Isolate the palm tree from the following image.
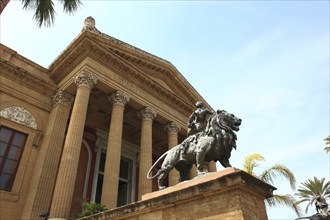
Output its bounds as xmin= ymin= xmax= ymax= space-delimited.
xmin=295 ymin=177 xmax=330 ymax=214
xmin=242 ymin=153 xmax=302 ymax=217
xmin=324 ymin=136 xmax=330 ymax=154
xmin=21 ymin=0 xmax=82 ymax=27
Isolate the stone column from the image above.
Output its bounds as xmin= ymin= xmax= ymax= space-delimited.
xmin=21 ymin=90 xmax=73 ymax=220
xmin=138 ymin=107 xmax=156 ymax=200
xmin=164 ymin=122 xmax=181 ymax=187
xmin=101 ymin=91 xmax=130 ymax=209
xmin=50 ymin=72 xmax=97 ymax=219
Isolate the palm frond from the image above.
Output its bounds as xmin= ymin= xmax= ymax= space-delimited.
xmin=242 ymin=153 xmax=264 ymax=176
xmin=295 ymin=177 xmax=330 ymax=213
xmin=325 ymin=147 xmax=330 ymax=154
xmin=324 ymin=136 xmax=330 ymax=154
xmin=324 ymin=136 xmax=330 ymax=145
xmin=21 ymin=0 xmax=82 ymax=27
xmin=60 ymin=0 xmax=82 ymax=14
xmin=266 ymin=194 xmax=302 ymax=217
xmin=22 ymin=0 xmax=55 ymax=27
xmin=259 ymin=164 xmax=296 ymax=190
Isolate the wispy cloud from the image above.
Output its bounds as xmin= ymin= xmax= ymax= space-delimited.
xmin=233 ymin=24 xmax=285 ymax=65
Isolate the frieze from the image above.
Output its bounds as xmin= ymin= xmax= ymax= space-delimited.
xmin=85 ymin=43 xmax=193 ymax=114
xmin=53 ymin=90 xmax=74 ymax=107
xmin=112 ymin=74 xmax=188 ymax=125
xmin=49 ymin=42 xmax=90 ymax=82
xmin=0 ymin=106 xmax=37 ymax=129
xmin=106 ymin=47 xmax=194 ymax=113
xmin=138 ymin=107 xmax=157 ymax=121
xmin=0 ymin=60 xmax=57 ymax=96
xmin=107 ymin=47 xmax=197 ymax=105
xmin=49 ymin=36 xmax=193 ymax=115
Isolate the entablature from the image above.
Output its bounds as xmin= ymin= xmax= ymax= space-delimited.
xmin=0 ymin=58 xmax=57 ymax=97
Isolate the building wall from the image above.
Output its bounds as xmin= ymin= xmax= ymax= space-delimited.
xmin=0 ymin=81 xmax=52 ymax=219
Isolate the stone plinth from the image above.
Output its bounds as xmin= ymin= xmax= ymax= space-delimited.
xmin=79 ymin=168 xmax=276 ymax=220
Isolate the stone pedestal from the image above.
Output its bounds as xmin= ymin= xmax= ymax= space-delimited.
xmin=78 ymin=168 xmax=276 ymax=220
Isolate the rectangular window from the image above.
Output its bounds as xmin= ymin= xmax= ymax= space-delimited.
xmin=94 ymin=152 xmax=133 ymax=206
xmin=117 ymin=157 xmax=132 ymax=207
xmin=0 ymin=126 xmax=27 ymax=191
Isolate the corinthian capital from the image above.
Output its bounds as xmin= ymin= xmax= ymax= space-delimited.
xmin=138 ymin=107 xmax=157 ymax=121
xmin=74 ymin=71 xmax=98 ymax=89
xmin=164 ymin=122 xmax=181 ymax=134
xmin=109 ymin=91 xmax=130 ymax=107
xmin=53 ymin=90 xmax=74 ymax=107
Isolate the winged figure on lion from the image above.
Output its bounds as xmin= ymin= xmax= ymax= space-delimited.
xmin=147 ymin=103 xmax=242 ymax=190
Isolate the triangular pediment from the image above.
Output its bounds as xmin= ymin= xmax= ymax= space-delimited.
xmin=147 ymin=75 xmax=174 ymax=93
xmin=48 ymin=27 xmax=211 ymax=114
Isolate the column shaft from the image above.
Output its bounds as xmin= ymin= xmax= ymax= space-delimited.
xmin=138 ymin=108 xmax=156 ymax=200
xmin=165 ymin=122 xmax=181 ymax=187
xmin=50 ymin=72 xmax=97 ymax=219
xmin=22 ymin=91 xmax=73 ymax=219
xmin=101 ymin=91 xmax=129 ymax=209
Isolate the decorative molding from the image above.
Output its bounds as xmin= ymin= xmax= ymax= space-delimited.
xmin=0 ymin=59 xmax=57 ymax=96
xmin=0 ymin=84 xmax=52 ymax=112
xmin=109 ymin=91 xmax=130 ymax=107
xmin=47 ymin=32 xmax=195 ymax=115
xmin=82 ymin=16 xmax=101 ymax=34
xmin=53 ymin=90 xmax=74 ymax=107
xmin=138 ymin=107 xmax=157 ymax=121
xmin=100 ymin=45 xmax=195 ymax=114
xmin=74 ymin=71 xmax=98 ymax=89
xmin=32 ymin=130 xmax=43 ymax=148
xmin=164 ymin=122 xmax=181 ymax=134
xmin=95 ymin=128 xmax=109 ymax=150
xmin=0 ymin=106 xmax=37 ymax=129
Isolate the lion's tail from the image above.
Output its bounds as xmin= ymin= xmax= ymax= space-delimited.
xmin=147 ymin=151 xmax=169 ymax=180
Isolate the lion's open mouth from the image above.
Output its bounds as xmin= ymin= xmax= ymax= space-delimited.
xmin=233 ymin=120 xmax=241 ymax=131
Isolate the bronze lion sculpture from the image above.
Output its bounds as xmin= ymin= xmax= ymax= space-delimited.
xmin=147 ymin=109 xmax=242 ymax=190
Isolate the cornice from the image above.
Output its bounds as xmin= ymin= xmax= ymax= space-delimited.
xmin=48 ymin=29 xmax=212 ymax=114
xmin=89 ymin=32 xmax=211 ymax=111
xmin=48 ymin=35 xmax=89 ymax=82
xmin=0 ymin=58 xmax=57 ymax=96
xmin=87 ymin=41 xmax=195 ymax=115
xmin=87 ymin=32 xmax=211 ymax=109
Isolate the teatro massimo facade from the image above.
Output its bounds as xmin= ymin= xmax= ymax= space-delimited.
xmin=0 ymin=17 xmax=217 ymax=219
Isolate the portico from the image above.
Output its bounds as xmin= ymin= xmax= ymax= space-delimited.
xmin=41 ymin=17 xmax=215 ymax=218
xmin=0 ymin=17 xmax=216 ymax=220
xmin=46 ymin=64 xmax=193 ymax=218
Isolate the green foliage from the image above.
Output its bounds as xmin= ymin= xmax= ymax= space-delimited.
xmin=242 ymin=153 xmax=301 ymax=217
xmin=266 ymin=194 xmax=302 ymax=215
xmin=295 ymin=177 xmax=330 ymax=214
xmin=78 ymin=201 xmax=108 ymax=218
xmin=21 ymin=0 xmax=82 ymax=27
xmin=324 ymin=136 xmax=330 ymax=154
xmin=259 ymin=164 xmax=296 ymax=190
xmin=242 ymin=153 xmax=265 ymax=176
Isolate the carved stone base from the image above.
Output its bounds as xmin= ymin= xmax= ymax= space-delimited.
xmin=78 ymin=168 xmax=276 ymax=220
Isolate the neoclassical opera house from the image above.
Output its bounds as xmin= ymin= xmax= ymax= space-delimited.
xmin=0 ymin=17 xmax=217 ymax=219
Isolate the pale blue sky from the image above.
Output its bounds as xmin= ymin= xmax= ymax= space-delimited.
xmin=1 ymin=1 xmax=329 ymax=219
